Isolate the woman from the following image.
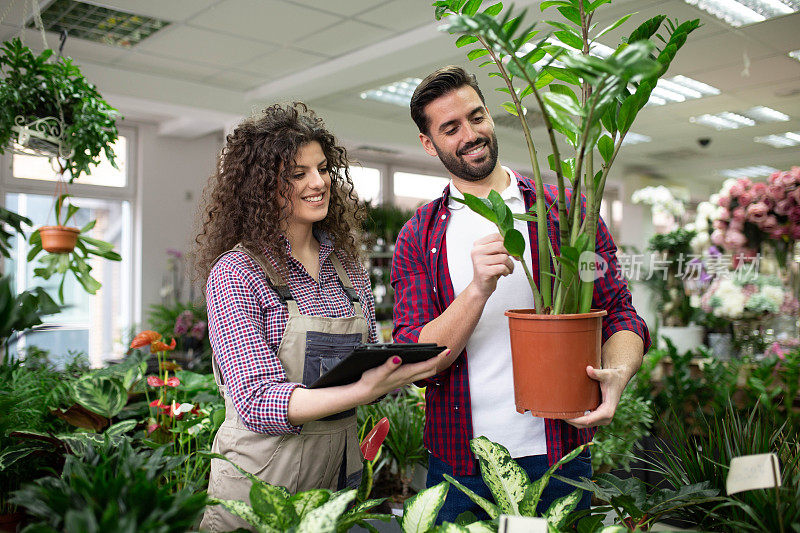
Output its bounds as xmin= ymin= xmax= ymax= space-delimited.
xmin=194 ymin=103 xmax=453 ymax=531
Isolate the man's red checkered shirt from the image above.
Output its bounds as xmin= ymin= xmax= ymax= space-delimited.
xmin=391 ymin=171 xmax=651 ymax=476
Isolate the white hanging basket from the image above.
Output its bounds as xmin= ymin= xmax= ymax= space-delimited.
xmin=10 ymin=115 xmax=74 ymax=160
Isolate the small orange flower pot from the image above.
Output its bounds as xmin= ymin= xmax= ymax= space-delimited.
xmin=39 ymin=225 xmax=80 ymax=253
xmin=505 ymin=308 xmax=607 ymax=419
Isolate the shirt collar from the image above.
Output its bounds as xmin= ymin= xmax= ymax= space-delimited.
xmin=447 ymin=166 xmax=523 ymax=210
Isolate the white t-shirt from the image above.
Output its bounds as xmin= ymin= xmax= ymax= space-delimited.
xmin=445 ymin=167 xmax=547 ymax=458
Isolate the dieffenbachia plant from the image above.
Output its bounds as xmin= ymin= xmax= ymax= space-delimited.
xmin=434 ymin=0 xmax=700 ymax=315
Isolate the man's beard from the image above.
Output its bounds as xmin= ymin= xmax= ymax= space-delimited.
xmin=432 ymin=132 xmax=499 ymax=182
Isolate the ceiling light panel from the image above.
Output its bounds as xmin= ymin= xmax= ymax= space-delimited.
xmin=683 ymin=0 xmax=800 ymax=27
xmin=32 ymin=0 xmax=169 ymax=48
xmin=646 ymin=75 xmax=721 ymax=106
xmin=789 ymin=49 xmax=800 ymax=61
xmin=719 ymin=165 xmax=779 ymax=178
xmin=691 ymin=112 xmax=756 ymax=129
xmin=621 ymin=132 xmax=652 ymax=145
xmin=754 ymin=131 xmax=800 ymax=147
xmin=741 ymin=106 xmax=790 ymax=122
xmin=361 ymin=78 xmax=422 ymax=107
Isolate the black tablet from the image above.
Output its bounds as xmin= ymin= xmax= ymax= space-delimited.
xmin=308 ymin=343 xmax=446 ymax=389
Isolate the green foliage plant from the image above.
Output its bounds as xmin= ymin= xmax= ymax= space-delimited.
xmin=0 ymin=38 xmax=119 ymax=181
xmin=442 ymin=436 xmax=589 ymax=530
xmin=591 ymin=386 xmax=653 ymax=474
xmin=0 ymin=274 xmax=60 ymax=364
xmin=359 ymin=386 xmax=427 ymax=499
xmin=203 ymin=452 xmax=391 ymax=533
xmin=642 ymin=401 xmax=800 ymax=532
xmin=11 ymin=437 xmax=207 ymax=533
xmin=433 ymin=0 xmax=699 ymax=314
xmin=645 ymin=228 xmax=700 ymax=327
xmin=27 ymin=193 xmax=122 ymax=302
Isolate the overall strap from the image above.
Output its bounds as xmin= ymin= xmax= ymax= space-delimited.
xmin=231 ymin=243 xmax=300 ymax=316
xmin=329 ymin=253 xmax=363 ymax=317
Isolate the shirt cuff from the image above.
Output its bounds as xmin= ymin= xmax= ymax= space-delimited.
xmin=602 ymin=316 xmax=651 ymax=354
xmin=270 ymin=381 xmax=305 ymax=434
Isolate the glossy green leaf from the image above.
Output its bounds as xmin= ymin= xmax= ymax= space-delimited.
xmin=401 ymin=481 xmax=449 ymax=533
xmin=557 ymin=6 xmax=580 ymax=25
xmin=470 ymin=436 xmax=529 ymax=515
xmin=251 ymin=482 xmax=298 ymax=530
xmin=467 ymin=48 xmax=490 ymax=61
xmin=597 ymin=134 xmax=614 ymax=164
xmin=291 ymin=489 xmax=331 ymax=520
xmin=461 ymin=0 xmax=482 ymax=16
xmin=543 ymin=91 xmax=583 ymax=116
xmin=487 ymin=190 xmax=511 ymax=231
xmin=553 ymin=30 xmax=583 ymax=50
xmin=595 ymin=13 xmax=633 ymax=38
xmin=453 ymin=193 xmax=497 ymax=223
xmin=455 ymin=35 xmax=479 ymax=47
xmin=296 ymin=489 xmax=356 ymax=533
xmin=482 ymin=2 xmax=503 ymax=17
xmin=443 ymin=474 xmax=499 ymax=519
xmin=544 ymin=489 xmax=583 ymax=529
xmin=71 ymin=375 xmax=127 ymax=418
xmin=501 ymin=101 xmax=520 ymax=116
xmin=503 ymin=229 xmax=526 ymax=258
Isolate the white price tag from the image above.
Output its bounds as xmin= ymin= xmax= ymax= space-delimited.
xmin=498 ymin=515 xmax=548 ymax=533
xmin=726 ymin=453 xmax=781 ymax=495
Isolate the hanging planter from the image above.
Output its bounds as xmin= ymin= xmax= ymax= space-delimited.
xmin=0 ymin=36 xmax=123 ymax=301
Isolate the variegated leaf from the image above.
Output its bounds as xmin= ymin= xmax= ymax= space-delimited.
xmin=250 ymin=482 xmax=297 ymax=530
xmin=443 ymin=474 xmax=499 ymax=519
xmin=544 ymin=489 xmax=582 ymax=529
xmin=402 ymin=481 xmax=450 ymax=533
xmin=464 ymin=521 xmax=496 ymax=532
xmin=521 ymin=443 xmax=590 ymax=514
xmin=210 ymin=498 xmax=278 ymax=533
xmin=470 ymin=436 xmax=530 ymax=515
xmin=295 ymin=489 xmax=356 ymax=533
xmin=290 ymin=489 xmax=331 ymax=520
xmin=436 ymin=523 xmax=470 ymax=532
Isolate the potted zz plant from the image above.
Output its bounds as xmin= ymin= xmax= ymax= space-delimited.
xmin=434 ymin=0 xmax=699 ymax=417
xmin=0 ymin=37 xmax=122 ymax=301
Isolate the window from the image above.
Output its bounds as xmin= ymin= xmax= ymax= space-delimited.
xmin=349 ymin=165 xmax=381 ymax=203
xmin=393 ymin=171 xmax=449 ymax=210
xmin=1 ymin=129 xmax=135 ymax=367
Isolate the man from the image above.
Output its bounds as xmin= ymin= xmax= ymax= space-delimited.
xmin=391 ymin=66 xmax=650 ymax=522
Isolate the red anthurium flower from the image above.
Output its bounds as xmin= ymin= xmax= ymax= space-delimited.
xmin=146 ymin=419 xmax=160 ymax=435
xmin=149 ymin=399 xmax=170 ymax=412
xmin=131 ymin=330 xmax=162 ymax=349
xmin=147 ymin=376 xmax=165 ymax=387
xmin=165 ymin=376 xmax=180 ymax=387
xmin=360 ymin=417 xmax=389 ymax=461
xmin=151 ymin=338 xmax=177 ymax=353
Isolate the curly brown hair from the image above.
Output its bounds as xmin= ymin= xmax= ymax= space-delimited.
xmin=194 ymin=102 xmax=363 ymax=284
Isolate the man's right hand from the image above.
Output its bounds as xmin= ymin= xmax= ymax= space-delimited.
xmin=468 ymin=233 xmax=514 ymax=298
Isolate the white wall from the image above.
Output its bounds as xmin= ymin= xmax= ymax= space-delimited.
xmin=134 ymin=122 xmax=223 ymax=323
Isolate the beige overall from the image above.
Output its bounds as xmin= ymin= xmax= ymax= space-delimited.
xmin=200 ymin=244 xmax=367 ymax=532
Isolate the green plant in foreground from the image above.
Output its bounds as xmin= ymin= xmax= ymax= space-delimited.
xmin=203 ymin=452 xmax=391 ymax=532
xmin=591 ymin=386 xmax=653 ymax=474
xmin=435 ymin=0 xmax=699 ymax=314
xmin=11 ymin=438 xmax=206 ymax=533
xmin=27 ymin=194 xmax=122 ymax=302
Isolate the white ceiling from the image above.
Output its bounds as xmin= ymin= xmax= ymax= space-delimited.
xmin=1 ymin=0 xmax=799 ymax=197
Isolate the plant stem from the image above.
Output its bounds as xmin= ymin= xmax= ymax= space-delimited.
xmin=479 ymin=36 xmax=546 ymax=312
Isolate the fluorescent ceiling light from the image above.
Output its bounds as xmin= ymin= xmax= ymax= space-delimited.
xmin=754 ymin=131 xmax=800 ymax=147
xmin=621 ymin=132 xmax=652 ymax=145
xmin=741 ymin=106 xmax=790 ymax=122
xmin=360 ymin=78 xmax=422 ymax=107
xmin=690 ymin=112 xmax=756 ymax=129
xmin=646 ymin=75 xmax=720 ymax=106
xmin=719 ymin=165 xmax=779 ymax=179
xmin=789 ymin=49 xmax=800 ymax=61
xmin=683 ymin=0 xmax=799 ymax=27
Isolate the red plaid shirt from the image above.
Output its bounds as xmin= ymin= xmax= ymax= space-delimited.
xmin=391 ymin=171 xmax=651 ymax=475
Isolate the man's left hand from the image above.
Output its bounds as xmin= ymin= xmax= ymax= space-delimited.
xmin=564 ymin=365 xmax=628 ymax=429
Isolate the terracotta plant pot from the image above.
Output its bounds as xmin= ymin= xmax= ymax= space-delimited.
xmin=505 ymin=308 xmax=607 ymax=419
xmin=39 ymin=225 xmax=80 ymax=253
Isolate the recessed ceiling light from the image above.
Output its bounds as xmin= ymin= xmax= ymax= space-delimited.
xmin=754 ymin=131 xmax=800 ymax=147
xmin=646 ymin=75 xmax=721 ymax=106
xmin=719 ymin=165 xmax=779 ymax=179
xmin=789 ymin=49 xmax=800 ymax=61
xmin=31 ymin=0 xmax=170 ymax=48
xmin=740 ymin=106 xmax=790 ymax=122
xmin=683 ymin=0 xmax=799 ymax=27
xmin=691 ymin=112 xmax=756 ymax=129
xmin=621 ymin=132 xmax=652 ymax=145
xmin=360 ymin=78 xmax=422 ymax=107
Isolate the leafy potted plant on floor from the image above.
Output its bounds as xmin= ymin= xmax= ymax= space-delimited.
xmin=0 ymin=37 xmax=122 ymax=301
xmin=434 ymin=0 xmax=699 ymax=417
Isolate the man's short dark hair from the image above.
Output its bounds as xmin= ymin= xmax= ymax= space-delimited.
xmin=410 ymin=66 xmax=486 ymax=135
